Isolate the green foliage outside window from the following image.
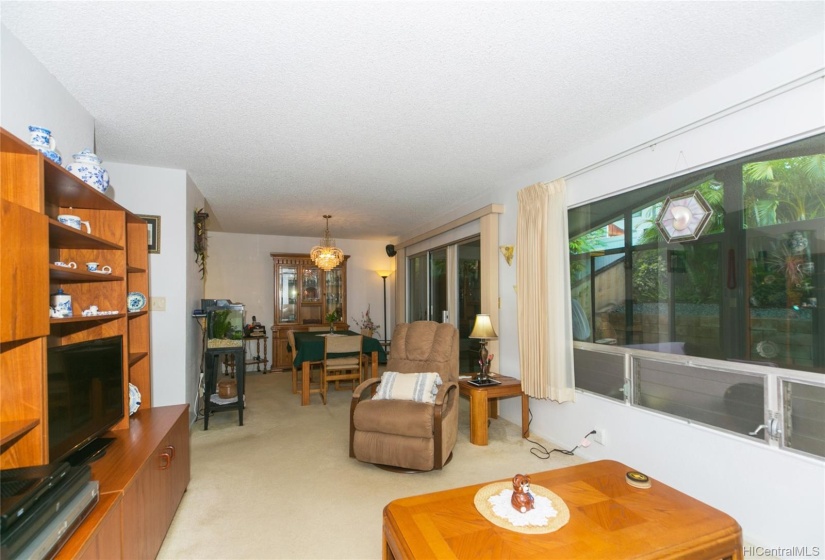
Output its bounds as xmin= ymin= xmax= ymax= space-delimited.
xmin=743 ymin=154 xmax=825 ymax=227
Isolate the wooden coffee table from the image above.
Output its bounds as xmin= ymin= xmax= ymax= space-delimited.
xmin=382 ymin=460 xmax=742 ymax=559
xmin=458 ymin=375 xmax=529 ymax=445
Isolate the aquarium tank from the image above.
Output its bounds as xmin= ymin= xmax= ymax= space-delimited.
xmin=206 ymin=303 xmax=245 ymax=348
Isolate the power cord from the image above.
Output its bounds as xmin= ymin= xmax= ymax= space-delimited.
xmin=525 ymin=408 xmax=597 ymax=460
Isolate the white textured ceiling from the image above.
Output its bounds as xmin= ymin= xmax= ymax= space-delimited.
xmin=2 ymin=1 xmax=823 ymax=240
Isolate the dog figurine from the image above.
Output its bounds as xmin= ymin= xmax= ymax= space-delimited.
xmin=511 ymin=474 xmax=535 ymax=513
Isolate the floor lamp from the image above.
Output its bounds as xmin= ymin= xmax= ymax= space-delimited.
xmin=376 ymin=271 xmax=392 ymax=348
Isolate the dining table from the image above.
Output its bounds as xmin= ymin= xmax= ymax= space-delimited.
xmin=292 ymin=330 xmax=387 ymax=405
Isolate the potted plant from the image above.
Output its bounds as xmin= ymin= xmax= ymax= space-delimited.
xmin=325 ymin=311 xmax=339 ymax=333
xmin=352 ymin=305 xmax=380 ymax=338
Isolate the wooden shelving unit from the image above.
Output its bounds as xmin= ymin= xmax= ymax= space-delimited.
xmin=1 ymin=127 xmax=187 ymax=559
xmin=0 ymin=126 xmax=152 ymax=467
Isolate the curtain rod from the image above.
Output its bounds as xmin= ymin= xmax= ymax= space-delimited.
xmin=563 ymin=69 xmax=824 ymax=182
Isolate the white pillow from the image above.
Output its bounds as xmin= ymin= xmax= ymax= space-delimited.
xmin=372 ymin=371 xmax=442 ymax=404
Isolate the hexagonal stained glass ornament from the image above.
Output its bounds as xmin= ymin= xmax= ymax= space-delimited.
xmin=654 ymin=191 xmax=713 ymax=242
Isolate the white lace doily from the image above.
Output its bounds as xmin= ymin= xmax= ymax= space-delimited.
xmin=488 ymin=489 xmax=557 ymax=526
xmin=473 ymin=482 xmax=570 ymax=534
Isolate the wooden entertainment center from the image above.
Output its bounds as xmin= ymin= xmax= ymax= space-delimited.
xmin=0 ymin=127 xmax=190 ymax=558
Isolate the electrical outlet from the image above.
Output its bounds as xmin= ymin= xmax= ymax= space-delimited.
xmin=592 ymin=428 xmax=606 ymax=446
xmin=150 ymin=296 xmax=166 ymax=311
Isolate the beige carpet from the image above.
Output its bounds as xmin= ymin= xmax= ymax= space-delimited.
xmin=157 ymin=370 xmax=584 ymax=560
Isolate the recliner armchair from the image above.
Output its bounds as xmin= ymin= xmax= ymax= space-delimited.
xmin=349 ymin=321 xmax=459 ymax=471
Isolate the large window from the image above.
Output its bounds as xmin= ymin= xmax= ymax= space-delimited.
xmin=570 ymin=134 xmax=825 ymax=458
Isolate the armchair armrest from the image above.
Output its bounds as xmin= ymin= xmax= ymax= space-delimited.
xmin=433 ymin=381 xmax=458 ymax=469
xmin=352 ymin=377 xmax=381 ymax=401
xmin=350 ymin=377 xmax=382 ymax=458
xmin=434 ymin=381 xmax=458 ymax=407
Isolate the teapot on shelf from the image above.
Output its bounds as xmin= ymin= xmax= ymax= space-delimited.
xmin=66 ymin=148 xmax=109 ymax=194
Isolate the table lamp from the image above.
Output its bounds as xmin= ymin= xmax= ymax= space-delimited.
xmin=469 ymin=314 xmax=497 ymax=383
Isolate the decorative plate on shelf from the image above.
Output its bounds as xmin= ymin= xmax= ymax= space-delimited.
xmin=128 ymin=383 xmax=142 ymax=416
xmin=127 ymin=291 xmax=147 ymax=312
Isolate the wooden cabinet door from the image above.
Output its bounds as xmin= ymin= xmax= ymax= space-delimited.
xmin=58 ymin=493 xmax=123 ymax=560
xmin=0 ymin=200 xmax=49 ymax=342
xmin=119 ymin=406 xmax=190 ymax=559
xmin=274 ymin=330 xmax=292 ymax=369
xmin=120 ymin=442 xmax=168 ymax=559
xmin=160 ymin=407 xmax=190 ymax=525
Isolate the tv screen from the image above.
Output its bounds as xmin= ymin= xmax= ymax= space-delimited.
xmin=47 ymin=335 xmax=124 ymax=464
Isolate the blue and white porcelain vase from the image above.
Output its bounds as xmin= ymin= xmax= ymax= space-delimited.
xmin=28 ymin=125 xmax=62 ymax=165
xmin=67 ymin=148 xmax=109 ymax=194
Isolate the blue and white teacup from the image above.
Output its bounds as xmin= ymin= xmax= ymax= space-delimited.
xmin=57 ymin=214 xmax=91 ymax=234
xmin=85 ymin=262 xmax=111 ymax=273
xmin=54 ymin=261 xmax=77 ymax=268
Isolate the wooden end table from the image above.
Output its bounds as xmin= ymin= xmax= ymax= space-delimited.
xmin=243 ymin=335 xmax=269 ymax=373
xmin=458 ymin=375 xmax=529 ymax=445
xmin=383 ymin=460 xmax=743 ymax=560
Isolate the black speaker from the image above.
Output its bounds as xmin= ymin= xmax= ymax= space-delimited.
xmin=385 ymin=244 xmax=397 ymax=257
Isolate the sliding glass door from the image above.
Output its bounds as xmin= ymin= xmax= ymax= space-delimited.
xmin=408 ymin=247 xmax=451 ymax=323
xmin=430 ymin=248 xmax=448 ymax=323
xmin=457 ymin=240 xmax=481 ymax=372
xmin=407 ymin=237 xmax=482 ymax=372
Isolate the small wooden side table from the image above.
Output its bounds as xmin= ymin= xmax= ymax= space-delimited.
xmin=458 ymin=374 xmax=529 ymax=446
xmin=243 ymin=335 xmax=269 ymax=373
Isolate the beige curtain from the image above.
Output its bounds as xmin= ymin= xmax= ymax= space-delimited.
xmin=516 ymin=179 xmax=575 ymax=402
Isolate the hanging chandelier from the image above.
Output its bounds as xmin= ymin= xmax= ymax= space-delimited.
xmin=310 ymin=214 xmax=344 ymax=271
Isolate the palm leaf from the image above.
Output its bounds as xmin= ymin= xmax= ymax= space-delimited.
xmin=752 ymin=199 xmax=778 ymax=226
xmin=800 ymin=154 xmax=825 ymax=183
xmin=744 ymin=161 xmax=775 ymax=182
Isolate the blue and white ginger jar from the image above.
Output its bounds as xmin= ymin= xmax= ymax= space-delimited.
xmin=67 ymin=149 xmax=109 ymax=194
xmin=28 ymin=125 xmax=62 ymax=165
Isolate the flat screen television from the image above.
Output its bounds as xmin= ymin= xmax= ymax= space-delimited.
xmin=47 ymin=335 xmax=124 ymax=465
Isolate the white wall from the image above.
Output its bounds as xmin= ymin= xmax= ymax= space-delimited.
xmin=106 ymin=162 xmax=200 ymax=409
xmin=493 ymin=33 xmax=825 ymax=551
xmin=186 ymin=176 xmax=206 ymax=416
xmin=0 ymin=25 xmax=94 ymax=164
xmin=205 ymin=232 xmax=396 ymax=346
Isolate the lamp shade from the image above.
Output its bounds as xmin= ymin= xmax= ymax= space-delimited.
xmin=376 ymin=270 xmax=392 ymax=279
xmin=469 ymin=314 xmax=497 ymax=340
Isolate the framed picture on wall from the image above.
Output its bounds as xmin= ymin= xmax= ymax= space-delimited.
xmin=138 ymin=214 xmax=161 ymax=254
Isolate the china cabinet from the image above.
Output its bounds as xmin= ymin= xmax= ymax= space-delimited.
xmin=270 ymin=253 xmax=349 ymax=369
